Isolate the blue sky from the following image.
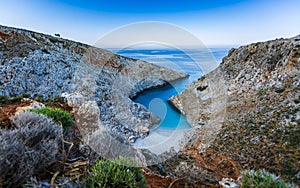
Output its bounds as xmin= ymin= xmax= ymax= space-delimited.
xmin=1 ymin=0 xmax=300 ymax=47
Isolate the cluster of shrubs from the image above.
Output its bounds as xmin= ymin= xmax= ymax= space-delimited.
xmin=0 ymin=104 xmax=147 ymax=187
xmin=0 ymin=111 xmax=62 ymax=187
xmin=240 ymin=169 xmax=294 ymax=188
xmin=1 ymin=96 xmax=297 ymax=188
xmin=29 ymin=107 xmax=74 ymax=130
xmin=0 ymin=101 xmax=295 ymax=188
xmin=87 ymin=157 xmax=146 ymax=188
xmin=0 ymin=95 xmax=23 ymax=106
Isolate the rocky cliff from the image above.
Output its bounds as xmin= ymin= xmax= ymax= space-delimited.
xmin=0 ymin=25 xmax=188 ymax=144
xmin=2 ymin=24 xmax=299 ymax=186
xmin=168 ymin=36 xmax=300 ymax=184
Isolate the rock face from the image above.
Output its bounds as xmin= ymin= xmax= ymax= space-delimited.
xmin=0 ymin=25 xmax=188 ymax=143
xmin=168 ymin=36 xmax=300 ymax=184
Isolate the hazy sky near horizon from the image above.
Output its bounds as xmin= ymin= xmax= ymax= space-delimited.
xmin=1 ymin=0 xmax=300 ymax=47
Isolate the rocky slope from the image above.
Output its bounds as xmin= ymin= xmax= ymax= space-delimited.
xmin=2 ymin=24 xmax=299 ymax=187
xmin=168 ymin=35 xmax=300 ymax=184
xmin=0 ymin=25 xmax=188 ymax=145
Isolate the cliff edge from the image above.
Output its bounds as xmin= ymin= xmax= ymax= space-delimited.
xmin=0 ymin=25 xmax=188 ymax=144
xmin=168 ymin=35 xmax=300 ymax=184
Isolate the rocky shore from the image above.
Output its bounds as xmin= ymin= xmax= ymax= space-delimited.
xmin=1 ymin=24 xmax=299 ymax=187
xmin=0 ymin=25 xmax=188 ymax=143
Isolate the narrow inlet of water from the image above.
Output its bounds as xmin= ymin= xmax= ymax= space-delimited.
xmin=112 ymin=48 xmax=230 ymax=153
xmin=133 ymin=78 xmax=190 ymax=130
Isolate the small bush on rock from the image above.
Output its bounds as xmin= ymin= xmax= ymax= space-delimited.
xmin=240 ymin=169 xmax=294 ymax=188
xmin=0 ymin=112 xmax=62 ymax=187
xmin=29 ymin=107 xmax=74 ymax=129
xmin=0 ymin=95 xmax=23 ymax=106
xmin=86 ymin=157 xmax=146 ymax=188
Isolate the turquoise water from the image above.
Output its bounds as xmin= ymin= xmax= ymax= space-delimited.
xmin=113 ymin=48 xmax=229 ymax=129
xmin=133 ymin=79 xmax=191 ymax=129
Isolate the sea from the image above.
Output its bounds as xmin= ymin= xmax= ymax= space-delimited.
xmin=110 ymin=48 xmax=230 ymax=153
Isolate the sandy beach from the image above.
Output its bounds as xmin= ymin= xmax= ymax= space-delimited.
xmin=133 ymin=127 xmax=190 ymax=154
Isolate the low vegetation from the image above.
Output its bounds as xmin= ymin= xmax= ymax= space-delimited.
xmin=29 ymin=107 xmax=74 ymax=129
xmin=86 ymin=157 xmax=146 ymax=188
xmin=0 ymin=112 xmax=62 ymax=187
xmin=0 ymin=95 xmax=23 ymax=106
xmin=1 ymin=101 xmax=147 ymax=187
xmin=240 ymin=170 xmax=294 ymax=188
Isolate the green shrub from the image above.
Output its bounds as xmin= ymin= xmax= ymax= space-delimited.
xmin=29 ymin=107 xmax=74 ymax=129
xmin=0 ymin=96 xmax=23 ymax=106
xmin=275 ymin=88 xmax=285 ymax=93
xmin=86 ymin=157 xmax=146 ymax=188
xmin=294 ymin=51 xmax=300 ymax=56
xmin=240 ymin=169 xmax=294 ymax=188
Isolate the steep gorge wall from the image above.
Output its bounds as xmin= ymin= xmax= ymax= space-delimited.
xmin=168 ymin=35 xmax=300 ymax=183
xmin=0 ymin=25 xmax=188 ymax=144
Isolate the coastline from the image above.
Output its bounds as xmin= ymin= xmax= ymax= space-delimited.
xmin=133 ymin=126 xmax=190 ymax=154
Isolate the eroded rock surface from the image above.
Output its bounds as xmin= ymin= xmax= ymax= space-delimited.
xmin=0 ymin=25 xmax=188 ymax=143
xmin=168 ymin=35 xmax=300 ymax=184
